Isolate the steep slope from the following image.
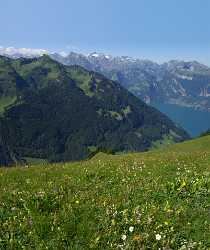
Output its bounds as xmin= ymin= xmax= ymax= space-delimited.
xmin=0 ymin=57 xmax=25 ymax=165
xmin=51 ymin=52 xmax=210 ymax=136
xmin=0 ymin=55 xmax=189 ymax=163
xmin=52 ymin=53 xmax=210 ymax=110
xmin=2 ymin=50 xmax=210 ymax=113
xmin=0 ymin=118 xmax=22 ymax=166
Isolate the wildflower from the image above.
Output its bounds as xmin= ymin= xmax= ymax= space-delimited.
xmin=155 ymin=234 xmax=161 ymax=240
xmin=121 ymin=234 xmax=127 ymax=241
xmin=28 ymin=218 xmax=33 ymax=228
xmin=26 ymin=179 xmax=30 ymax=184
xmin=133 ymin=234 xmax=143 ymax=242
xmin=37 ymin=191 xmax=45 ymax=198
xmin=111 ymin=219 xmax=115 ymax=226
xmin=117 ymin=244 xmax=124 ymax=249
xmin=129 ymin=226 xmax=134 ymax=233
xmin=148 ymin=216 xmax=152 ymax=224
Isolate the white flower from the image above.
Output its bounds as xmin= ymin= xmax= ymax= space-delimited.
xmin=129 ymin=226 xmax=134 ymax=233
xmin=121 ymin=234 xmax=127 ymax=241
xmin=155 ymin=234 xmax=161 ymax=240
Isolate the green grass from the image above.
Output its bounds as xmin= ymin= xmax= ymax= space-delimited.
xmin=151 ymin=134 xmax=175 ymax=150
xmin=24 ymin=158 xmax=49 ymax=165
xmin=1 ymin=136 xmax=210 ymax=249
xmin=0 ymin=96 xmax=17 ymax=113
xmin=109 ymin=110 xmax=123 ymax=121
xmin=67 ymin=68 xmax=94 ymax=97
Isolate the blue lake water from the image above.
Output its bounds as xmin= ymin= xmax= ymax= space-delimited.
xmin=153 ymin=103 xmax=210 ymax=137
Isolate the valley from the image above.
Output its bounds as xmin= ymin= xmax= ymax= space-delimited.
xmin=1 ymin=1 xmax=209 ymax=249
xmin=1 ymin=49 xmax=210 ymax=136
xmin=0 ymin=55 xmax=189 ymax=166
xmin=51 ymin=52 xmax=210 ymax=136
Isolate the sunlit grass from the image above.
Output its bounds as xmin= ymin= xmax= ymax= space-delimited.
xmin=0 ymin=136 xmax=210 ymax=249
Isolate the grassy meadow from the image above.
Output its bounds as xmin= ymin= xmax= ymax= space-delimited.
xmin=0 ymin=136 xmax=210 ymax=249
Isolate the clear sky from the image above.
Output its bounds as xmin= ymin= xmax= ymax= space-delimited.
xmin=1 ymin=0 xmax=210 ymax=65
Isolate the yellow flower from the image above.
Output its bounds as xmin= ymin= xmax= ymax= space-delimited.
xmin=133 ymin=235 xmax=143 ymax=242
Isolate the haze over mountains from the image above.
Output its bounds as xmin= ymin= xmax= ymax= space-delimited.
xmin=1 ymin=47 xmax=210 ymax=136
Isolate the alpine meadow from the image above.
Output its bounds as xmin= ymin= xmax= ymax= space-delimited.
xmin=1 ymin=136 xmax=210 ymax=249
xmin=0 ymin=0 xmax=210 ymax=249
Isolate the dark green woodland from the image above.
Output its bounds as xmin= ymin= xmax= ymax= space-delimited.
xmin=0 ymin=55 xmax=189 ymax=165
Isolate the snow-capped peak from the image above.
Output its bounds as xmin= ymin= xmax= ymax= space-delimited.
xmin=88 ymin=52 xmax=112 ymax=60
xmin=89 ymin=52 xmax=100 ymax=58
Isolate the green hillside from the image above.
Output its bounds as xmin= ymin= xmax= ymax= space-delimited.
xmin=0 ymin=136 xmax=210 ymax=249
xmin=0 ymin=55 xmax=189 ymax=165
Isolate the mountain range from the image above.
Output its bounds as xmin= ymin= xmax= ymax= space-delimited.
xmin=50 ymin=52 xmax=210 ymax=136
xmin=0 ymin=55 xmax=189 ymax=166
xmin=1 ymin=47 xmax=209 ymax=136
xmin=52 ymin=52 xmax=210 ymax=108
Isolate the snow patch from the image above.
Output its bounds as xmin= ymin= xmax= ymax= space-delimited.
xmin=89 ymin=53 xmax=99 ymax=58
xmin=176 ymin=74 xmax=193 ymax=80
xmin=58 ymin=51 xmax=68 ymax=57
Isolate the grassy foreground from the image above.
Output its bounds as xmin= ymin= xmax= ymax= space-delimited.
xmin=1 ymin=137 xmax=210 ymax=249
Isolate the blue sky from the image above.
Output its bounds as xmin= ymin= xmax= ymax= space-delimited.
xmin=1 ymin=0 xmax=210 ymax=65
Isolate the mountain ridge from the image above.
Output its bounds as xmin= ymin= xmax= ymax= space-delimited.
xmin=51 ymin=51 xmax=210 ymax=109
xmin=49 ymin=51 xmax=210 ymax=136
xmin=0 ymin=55 xmax=189 ymax=165
xmin=2 ymin=47 xmax=210 ymax=135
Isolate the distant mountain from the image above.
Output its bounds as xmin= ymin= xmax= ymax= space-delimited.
xmin=51 ymin=52 xmax=210 ymax=109
xmin=0 ymin=55 xmax=189 ymax=165
xmin=2 ymin=48 xmax=209 ymax=136
xmin=50 ymin=52 xmax=210 ymax=136
xmin=2 ymin=49 xmax=210 ymax=111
